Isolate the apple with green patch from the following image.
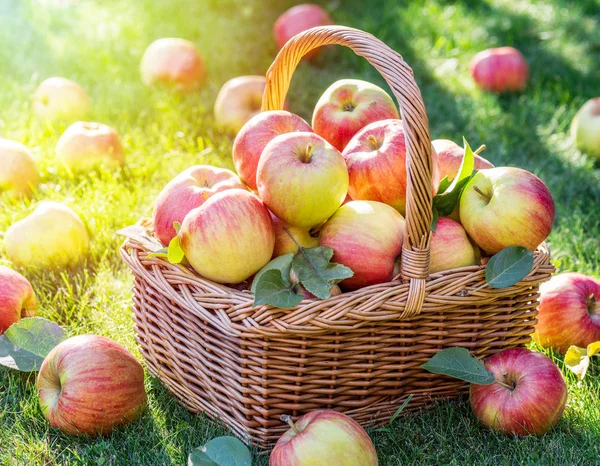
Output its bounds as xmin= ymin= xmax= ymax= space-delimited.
xmin=571 ymin=97 xmax=600 ymax=159
xmin=0 ymin=266 xmax=36 ymax=334
xmin=270 ymin=212 xmax=320 ymax=258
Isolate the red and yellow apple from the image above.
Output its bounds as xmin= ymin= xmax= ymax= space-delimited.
xmin=214 ymin=76 xmax=266 ymax=134
xmin=571 ymin=97 xmax=600 ymax=159
xmin=37 ymin=335 xmax=147 ymax=436
xmin=0 ymin=138 xmax=40 ymax=198
xmin=0 ymin=266 xmax=36 ymax=334
xmin=271 ymin=212 xmax=320 ymax=258
xmin=469 ymin=47 xmax=529 ymax=93
xmin=32 ymin=77 xmax=91 ymax=121
xmin=432 ymin=139 xmax=494 ymax=182
xmin=430 ymin=218 xmax=479 ymax=274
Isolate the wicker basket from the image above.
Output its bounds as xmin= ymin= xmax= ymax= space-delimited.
xmin=120 ymin=26 xmax=554 ymax=450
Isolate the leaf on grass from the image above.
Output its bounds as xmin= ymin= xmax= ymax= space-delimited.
xmin=253 ymin=269 xmax=303 ymax=309
xmin=485 ymin=246 xmax=534 ymax=289
xmin=117 ymin=224 xmax=163 ymax=252
xmin=188 ymin=436 xmax=252 ymax=466
xmin=168 ymin=236 xmax=185 ymax=264
xmin=564 ymin=341 xmax=600 ymax=380
xmin=291 ymin=246 xmax=353 ymax=299
xmin=389 ymin=394 xmax=413 ymax=425
xmin=251 ymin=253 xmax=294 ymax=294
xmin=421 ymin=347 xmax=495 ymax=385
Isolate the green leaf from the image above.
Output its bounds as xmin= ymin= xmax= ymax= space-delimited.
xmin=564 ymin=341 xmax=600 ymax=380
xmin=117 ymin=224 xmax=164 ymax=252
xmin=389 ymin=394 xmax=413 ymax=425
xmin=173 ymin=221 xmax=182 ymax=235
xmin=147 ymin=247 xmax=169 ymax=259
xmin=432 ymin=175 xmax=474 ymax=217
xmin=168 ymin=236 xmax=185 ymax=264
xmin=291 ymin=246 xmax=353 ymax=299
xmin=0 ymin=318 xmax=66 ymax=372
xmin=436 ymin=176 xmax=451 ymax=195
xmin=431 ymin=205 xmax=439 ymax=232
xmin=421 ymin=347 xmax=495 ymax=385
xmin=251 ymin=253 xmax=294 ymax=294
xmin=485 ymin=246 xmax=534 ymax=289
xmin=188 ymin=436 xmax=252 ymax=466
xmin=253 ymin=269 xmax=303 ymax=309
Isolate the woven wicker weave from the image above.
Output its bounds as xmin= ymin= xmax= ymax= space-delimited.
xmin=120 ymin=26 xmax=554 ymax=450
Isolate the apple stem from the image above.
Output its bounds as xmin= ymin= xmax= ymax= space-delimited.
xmin=367 ymin=135 xmax=380 ymax=150
xmin=303 ymin=144 xmax=313 ymax=163
xmin=280 ymin=414 xmax=300 ymax=435
xmin=283 ymin=226 xmax=302 ymax=249
xmin=495 ymin=379 xmax=514 ymax=390
xmin=588 ymin=294 xmax=598 ymax=314
xmin=474 ymin=144 xmax=486 ymax=155
xmin=473 ymin=186 xmax=491 ymax=202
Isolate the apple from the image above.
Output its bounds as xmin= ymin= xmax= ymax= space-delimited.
xmin=533 ymin=272 xmax=600 ymax=353
xmin=459 ymin=167 xmax=554 ymax=254
xmin=273 ymin=4 xmax=333 ymax=61
xmin=270 ymin=410 xmax=378 ymax=466
xmin=320 ymin=200 xmax=405 ymax=290
xmin=271 ymin=212 xmax=320 ymax=258
xmin=430 ymin=218 xmax=480 ymax=274
xmin=232 ymin=110 xmax=312 ymax=191
xmin=37 ymin=335 xmax=147 ymax=436
xmin=56 ymin=121 xmax=124 ymax=173
xmin=257 ymin=132 xmax=348 ymax=228
xmin=571 ymin=98 xmax=600 ymax=159
xmin=152 ymin=165 xmax=246 ymax=246
xmin=469 ymin=47 xmax=529 ymax=93
xmin=342 ymin=119 xmax=440 ymax=215
xmin=179 ymin=189 xmax=275 ymax=284
xmin=214 ymin=76 xmax=266 ymax=134
xmin=312 ymin=79 xmax=400 ymax=152
xmin=0 ymin=138 xmax=40 ymax=198
xmin=32 ymin=77 xmax=91 ymax=121
xmin=4 ymin=201 xmax=89 ymax=269
xmin=140 ymin=38 xmax=205 ymax=92
xmin=432 ymin=139 xmax=494 ymax=183
xmin=470 ymin=347 xmax=567 ymax=436
xmin=0 ymin=266 xmax=36 ymax=334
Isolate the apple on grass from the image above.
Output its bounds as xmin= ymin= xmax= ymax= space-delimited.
xmin=432 ymin=139 xmax=494 ymax=183
xmin=0 ymin=138 xmax=40 ymax=198
xmin=0 ymin=266 xmax=36 ymax=334
xmin=571 ymin=98 xmax=600 ymax=159
xmin=312 ymin=79 xmax=399 ymax=152
xmin=4 ymin=201 xmax=89 ymax=269
xmin=152 ymin=165 xmax=246 ymax=246
xmin=270 ymin=410 xmax=378 ymax=466
xmin=233 ymin=110 xmax=312 ymax=191
xmin=470 ymin=348 xmax=567 ymax=436
xmin=257 ymin=132 xmax=348 ymax=229
xmin=32 ymin=77 xmax=91 ymax=121
xmin=179 ymin=189 xmax=275 ymax=284
xmin=214 ymin=76 xmax=267 ymax=134
xmin=430 ymin=218 xmax=480 ymax=274
xmin=140 ymin=38 xmax=205 ymax=92
xmin=459 ymin=167 xmax=555 ymax=254
xmin=37 ymin=335 xmax=147 ymax=436
xmin=320 ymin=200 xmax=405 ymax=290
xmin=470 ymin=47 xmax=529 ymax=93
xmin=270 ymin=212 xmax=320 ymax=258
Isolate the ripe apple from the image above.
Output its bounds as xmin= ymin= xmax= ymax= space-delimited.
xmin=432 ymin=139 xmax=494 ymax=183
xmin=152 ymin=165 xmax=246 ymax=246
xmin=342 ymin=119 xmax=440 ymax=215
xmin=273 ymin=4 xmax=333 ymax=61
xmin=571 ymin=97 xmax=600 ymax=159
xmin=0 ymin=138 xmax=40 ymax=198
xmin=271 ymin=212 xmax=320 ymax=258
xmin=56 ymin=121 xmax=124 ymax=173
xmin=312 ymin=79 xmax=399 ymax=152
xmin=4 ymin=201 xmax=89 ymax=269
xmin=257 ymin=132 xmax=348 ymax=228
xmin=459 ymin=167 xmax=554 ymax=254
xmin=214 ymin=75 xmax=266 ymax=134
xmin=140 ymin=38 xmax=205 ymax=92
xmin=32 ymin=77 xmax=91 ymax=121
xmin=430 ymin=218 xmax=480 ymax=274
xmin=179 ymin=189 xmax=275 ymax=284
xmin=0 ymin=266 xmax=36 ymax=334
xmin=470 ymin=348 xmax=567 ymax=436
xmin=533 ymin=272 xmax=600 ymax=352
xmin=37 ymin=335 xmax=147 ymax=436
xmin=469 ymin=47 xmax=529 ymax=93
xmin=270 ymin=410 xmax=378 ymax=466
xmin=320 ymin=200 xmax=405 ymax=290
xmin=232 ymin=110 xmax=312 ymax=191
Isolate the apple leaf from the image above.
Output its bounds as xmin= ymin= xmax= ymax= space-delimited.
xmin=253 ymin=269 xmax=303 ymax=309
xmin=251 ymin=253 xmax=294 ymax=294
xmin=0 ymin=318 xmax=66 ymax=372
xmin=117 ymin=224 xmax=164 ymax=252
xmin=564 ymin=341 xmax=600 ymax=380
xmin=485 ymin=246 xmax=534 ymax=289
xmin=167 ymin=235 xmax=185 ymax=264
xmin=421 ymin=347 xmax=495 ymax=385
xmin=431 ymin=205 xmax=440 ymax=232
xmin=188 ymin=436 xmax=252 ymax=466
xmin=436 ymin=176 xmax=451 ymax=195
xmin=146 ymin=247 xmax=169 ymax=259
xmin=291 ymin=246 xmax=353 ymax=299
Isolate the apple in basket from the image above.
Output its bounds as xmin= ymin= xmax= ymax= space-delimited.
xmin=571 ymin=97 xmax=600 ymax=159
xmin=32 ymin=77 xmax=91 ymax=121
xmin=533 ymin=272 xmax=600 ymax=353
xmin=432 ymin=139 xmax=494 ymax=183
xmin=459 ymin=167 xmax=554 ymax=254
xmin=0 ymin=266 xmax=36 ymax=334
xmin=430 ymin=218 xmax=480 ymax=274
xmin=0 ymin=138 xmax=40 ymax=198
xmin=152 ymin=165 xmax=246 ymax=245
xmin=469 ymin=47 xmax=529 ymax=93
xmin=470 ymin=348 xmax=567 ymax=435
xmin=214 ymin=75 xmax=267 ymax=134
xmin=37 ymin=335 xmax=147 ymax=436
xmin=312 ymin=79 xmax=400 ymax=152
xmin=270 ymin=212 xmax=320 ymax=258
xmin=270 ymin=410 xmax=378 ymax=466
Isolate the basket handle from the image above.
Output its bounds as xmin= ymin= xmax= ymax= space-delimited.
xmin=262 ymin=25 xmax=433 ymax=317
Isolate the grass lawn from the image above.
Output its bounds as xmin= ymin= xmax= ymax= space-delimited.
xmin=1 ymin=0 xmax=600 ymax=464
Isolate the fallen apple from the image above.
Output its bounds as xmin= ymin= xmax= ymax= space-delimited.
xmin=214 ymin=75 xmax=266 ymax=134
xmin=32 ymin=77 xmax=91 ymax=121
xmin=0 ymin=266 xmax=36 ymax=334
xmin=470 ymin=47 xmax=529 ymax=93
xmin=0 ymin=138 xmax=40 ymax=198
xmin=571 ymin=97 xmax=600 ymax=159
xmin=430 ymin=217 xmax=480 ymax=274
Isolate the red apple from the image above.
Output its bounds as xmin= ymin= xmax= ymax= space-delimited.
xmin=0 ymin=266 xmax=36 ymax=334
xmin=140 ymin=38 xmax=205 ymax=92
xmin=320 ymin=200 xmax=405 ymax=290
xmin=571 ymin=97 xmax=600 ymax=159
xmin=312 ymin=79 xmax=399 ymax=152
xmin=343 ymin=119 xmax=440 ymax=215
xmin=430 ymin=218 xmax=480 ymax=274
xmin=233 ymin=110 xmax=312 ymax=191
xmin=273 ymin=4 xmax=333 ymax=61
xmin=470 ymin=348 xmax=567 ymax=436
xmin=37 ymin=335 xmax=147 ymax=436
xmin=432 ymin=139 xmax=494 ymax=183
xmin=179 ymin=189 xmax=275 ymax=284
xmin=214 ymin=76 xmax=266 ymax=134
xmin=32 ymin=77 xmax=91 ymax=121
xmin=533 ymin=272 xmax=600 ymax=353
xmin=270 ymin=410 xmax=378 ymax=466
xmin=459 ymin=167 xmax=554 ymax=254
xmin=0 ymin=138 xmax=40 ymax=198
xmin=152 ymin=165 xmax=246 ymax=246
xmin=257 ymin=132 xmax=348 ymax=228
xmin=470 ymin=47 xmax=529 ymax=93
xmin=271 ymin=213 xmax=320 ymax=258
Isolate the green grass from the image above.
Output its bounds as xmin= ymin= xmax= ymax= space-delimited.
xmin=1 ymin=0 xmax=599 ymax=464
